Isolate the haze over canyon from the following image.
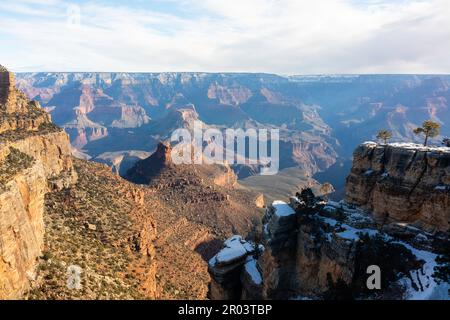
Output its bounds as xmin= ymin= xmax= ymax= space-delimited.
xmin=16 ymin=72 xmax=450 ymax=200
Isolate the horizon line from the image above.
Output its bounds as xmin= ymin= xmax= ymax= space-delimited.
xmin=10 ymin=70 xmax=450 ymax=77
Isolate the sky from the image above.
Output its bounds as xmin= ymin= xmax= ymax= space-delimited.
xmin=0 ymin=0 xmax=449 ymax=74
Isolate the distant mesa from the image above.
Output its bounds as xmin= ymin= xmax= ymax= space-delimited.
xmin=125 ymin=141 xmax=173 ymax=184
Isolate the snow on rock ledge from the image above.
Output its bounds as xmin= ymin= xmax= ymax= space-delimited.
xmin=362 ymin=141 xmax=450 ymax=153
xmin=209 ymin=235 xmax=256 ymax=267
xmin=208 ymin=235 xmax=263 ymax=300
xmin=272 ymin=200 xmax=295 ymax=217
xmin=264 ymin=200 xmax=298 ymax=238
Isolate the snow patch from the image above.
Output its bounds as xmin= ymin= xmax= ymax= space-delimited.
xmin=244 ymin=257 xmax=262 ymax=285
xmin=272 ymin=200 xmax=295 ymax=217
xmin=362 ymin=141 xmax=450 ymax=153
xmin=320 ymin=217 xmax=339 ymax=227
xmin=395 ymin=241 xmax=445 ymax=300
xmin=388 ymin=142 xmax=450 ymax=153
xmin=210 ymin=235 xmax=255 ymax=266
xmin=336 ymin=224 xmax=378 ymax=240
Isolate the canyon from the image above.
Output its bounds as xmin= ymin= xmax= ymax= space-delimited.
xmin=1 ymin=65 xmax=449 ymax=300
xmin=15 ymin=72 xmax=450 ymax=202
xmin=0 ymin=65 xmax=264 ymax=299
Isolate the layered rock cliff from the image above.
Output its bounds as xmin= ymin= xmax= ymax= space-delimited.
xmin=209 ymin=143 xmax=450 ymax=300
xmin=0 ymin=66 xmax=77 ymax=299
xmin=0 ymin=65 xmax=163 ymax=300
xmin=346 ymin=142 xmax=450 ymax=233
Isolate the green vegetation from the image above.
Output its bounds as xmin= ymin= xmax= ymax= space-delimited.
xmin=27 ymin=160 xmax=151 ymax=300
xmin=376 ymin=129 xmax=392 ymax=144
xmin=0 ymin=147 xmax=35 ymax=186
xmin=413 ymin=120 xmax=441 ymax=146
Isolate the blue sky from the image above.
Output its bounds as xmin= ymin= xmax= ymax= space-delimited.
xmin=0 ymin=0 xmax=449 ymax=74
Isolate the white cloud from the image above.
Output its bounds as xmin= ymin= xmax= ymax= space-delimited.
xmin=0 ymin=0 xmax=449 ymax=74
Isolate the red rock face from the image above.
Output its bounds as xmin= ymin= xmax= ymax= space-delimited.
xmin=66 ymin=127 xmax=109 ymax=149
xmin=0 ymin=67 xmax=77 ymax=299
xmin=0 ymin=70 xmax=20 ymax=114
xmin=154 ymin=141 xmax=172 ymax=165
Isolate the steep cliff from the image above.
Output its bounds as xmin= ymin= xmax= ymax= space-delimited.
xmin=0 ymin=64 xmax=162 ymax=299
xmin=209 ymin=143 xmax=450 ymax=300
xmin=346 ymin=142 xmax=450 ymax=233
xmin=210 ymin=193 xmax=449 ymax=300
xmin=0 ymin=66 xmax=77 ymax=299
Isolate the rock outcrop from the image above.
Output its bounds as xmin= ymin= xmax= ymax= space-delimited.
xmin=0 ymin=68 xmax=50 ymax=134
xmin=209 ymin=143 xmax=450 ymax=300
xmin=125 ymin=141 xmax=264 ymax=298
xmin=0 ymin=66 xmax=77 ymax=299
xmin=0 ymin=65 xmax=160 ymax=299
xmin=210 ymin=192 xmax=449 ymax=300
xmin=125 ymin=141 xmax=263 ymax=237
xmin=126 ymin=142 xmax=173 ymax=184
xmin=208 ymin=236 xmax=263 ymax=300
xmin=346 ymin=142 xmax=450 ymax=233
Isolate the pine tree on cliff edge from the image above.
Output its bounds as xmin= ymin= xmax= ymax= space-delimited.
xmin=376 ymin=129 xmax=392 ymax=145
xmin=413 ymin=120 xmax=441 ymax=146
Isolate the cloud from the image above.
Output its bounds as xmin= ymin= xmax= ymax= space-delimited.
xmin=0 ymin=0 xmax=449 ymax=74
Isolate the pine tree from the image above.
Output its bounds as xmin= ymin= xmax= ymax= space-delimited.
xmin=413 ymin=120 xmax=440 ymax=146
xmin=376 ymin=129 xmax=392 ymax=144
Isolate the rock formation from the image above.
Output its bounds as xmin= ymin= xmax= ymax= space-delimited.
xmin=0 ymin=66 xmax=77 ymax=299
xmin=126 ymin=142 xmax=173 ymax=184
xmin=0 ymin=67 xmax=51 ymax=134
xmin=208 ymin=235 xmax=263 ymax=300
xmin=346 ymin=142 xmax=450 ymax=233
xmin=209 ymin=143 xmax=450 ymax=300
xmin=0 ymin=65 xmax=17 ymax=113
xmin=1 ymin=65 xmax=264 ymax=300
xmin=126 ymin=141 xmax=263 ymax=237
xmin=0 ymin=66 xmax=160 ymax=300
